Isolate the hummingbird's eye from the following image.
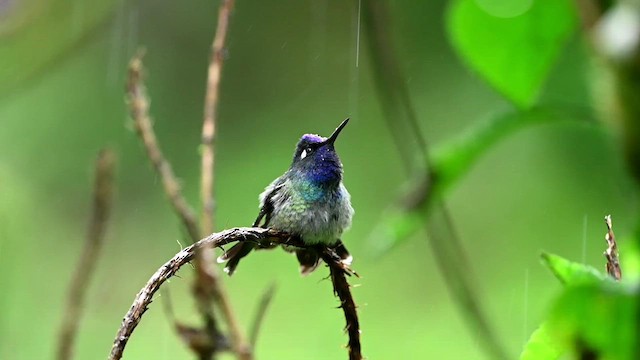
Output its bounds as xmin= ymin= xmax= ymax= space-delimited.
xmin=300 ymin=147 xmax=313 ymax=160
xmin=300 ymin=149 xmax=307 ymax=160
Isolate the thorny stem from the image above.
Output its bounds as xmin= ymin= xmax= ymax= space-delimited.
xmin=320 ymin=251 xmax=362 ymax=360
xmin=57 ymin=149 xmax=115 ymax=360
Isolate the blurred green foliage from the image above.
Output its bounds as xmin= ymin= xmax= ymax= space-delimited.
xmin=1 ymin=0 xmax=639 ymax=359
xmin=447 ymin=0 xmax=576 ymax=108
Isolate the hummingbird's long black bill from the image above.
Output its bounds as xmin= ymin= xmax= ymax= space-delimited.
xmin=325 ymin=118 xmax=350 ymax=145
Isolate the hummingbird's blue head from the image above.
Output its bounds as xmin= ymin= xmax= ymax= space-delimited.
xmin=290 ymin=118 xmax=349 ymax=186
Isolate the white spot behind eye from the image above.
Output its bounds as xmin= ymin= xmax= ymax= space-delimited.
xmin=300 ymin=149 xmax=307 ymax=160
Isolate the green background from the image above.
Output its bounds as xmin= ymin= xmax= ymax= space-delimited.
xmin=0 ymin=0 xmax=636 ymax=359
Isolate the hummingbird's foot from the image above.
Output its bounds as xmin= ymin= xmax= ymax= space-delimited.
xmin=332 ymin=240 xmax=353 ymax=267
xmin=322 ymin=245 xmax=359 ymax=277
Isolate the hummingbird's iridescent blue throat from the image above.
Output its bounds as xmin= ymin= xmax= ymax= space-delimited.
xmin=219 ymin=118 xmax=354 ymax=275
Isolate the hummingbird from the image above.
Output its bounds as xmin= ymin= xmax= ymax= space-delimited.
xmin=218 ymin=118 xmax=354 ymax=275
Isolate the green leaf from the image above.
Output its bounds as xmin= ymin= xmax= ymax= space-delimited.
xmin=522 ymin=282 xmax=638 ymax=360
xmin=520 ymin=322 xmax=562 ymax=360
xmin=540 ymin=252 xmax=608 ymax=285
xmin=548 ymin=283 xmax=638 ymax=360
xmin=447 ymin=0 xmax=577 ymax=108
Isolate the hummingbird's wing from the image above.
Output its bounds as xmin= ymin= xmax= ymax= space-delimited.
xmin=253 ymin=177 xmax=286 ymax=227
xmin=218 ymin=176 xmax=286 ymax=275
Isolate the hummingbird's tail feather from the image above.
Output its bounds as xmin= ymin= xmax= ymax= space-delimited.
xmin=217 ymin=242 xmax=255 ymax=276
xmin=296 ymin=249 xmax=321 ymax=276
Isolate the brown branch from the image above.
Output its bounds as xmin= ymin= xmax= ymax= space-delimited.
xmin=126 ymin=52 xmax=201 ymax=243
xmin=201 ymin=0 xmax=234 ymax=235
xmin=320 ymin=250 xmax=362 ymax=360
xmin=57 ymin=149 xmax=115 ymax=360
xmin=107 ymin=227 xmax=296 ymax=360
xmin=195 ymin=1 xmax=249 ymax=359
xmin=127 ymin=53 xmax=228 ymax=359
xmin=604 ymin=215 xmax=622 ymax=281
xmin=248 ymin=283 xmax=277 ymax=348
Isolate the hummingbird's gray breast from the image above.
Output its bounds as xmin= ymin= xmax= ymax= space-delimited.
xmin=259 ymin=177 xmax=354 ymax=245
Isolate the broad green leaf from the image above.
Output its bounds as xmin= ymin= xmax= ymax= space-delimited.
xmin=548 ymin=283 xmax=637 ymax=360
xmin=540 ymin=252 xmax=608 ymax=285
xmin=520 ymin=322 xmax=562 ymax=360
xmin=523 ymin=282 xmax=638 ymax=360
xmin=447 ymin=0 xmax=577 ymax=108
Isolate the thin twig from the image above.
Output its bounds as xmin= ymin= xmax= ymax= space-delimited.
xmin=248 ymin=283 xmax=277 ymax=348
xmin=201 ymin=0 xmax=234 ymax=235
xmin=127 ymin=54 xmax=227 ymax=359
xmin=197 ymin=1 xmax=249 ymax=359
xmin=57 ymin=149 xmax=115 ymax=360
xmin=320 ymin=250 xmax=362 ymax=360
xmin=126 ymin=53 xmax=201 ymax=243
xmin=107 ymin=227 xmax=297 ymax=360
xmin=604 ymin=215 xmax=622 ymax=281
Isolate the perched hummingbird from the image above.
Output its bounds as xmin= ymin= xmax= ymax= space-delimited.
xmin=218 ymin=118 xmax=354 ymax=275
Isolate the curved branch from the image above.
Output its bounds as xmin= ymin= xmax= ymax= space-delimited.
xmin=107 ymin=228 xmax=294 ymax=360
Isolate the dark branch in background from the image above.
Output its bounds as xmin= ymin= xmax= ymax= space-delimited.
xmin=57 ymin=149 xmax=115 ymax=360
xmin=603 ymin=215 xmax=622 ymax=281
xmin=359 ymin=0 xmax=429 ymax=175
xmin=248 ymin=283 xmax=277 ymax=349
xmin=574 ymin=0 xmax=614 ymax=30
xmin=196 ymin=1 xmax=251 ymax=359
xmin=319 ymin=251 xmax=362 ymax=360
xmin=362 ymin=1 xmax=509 ymax=359
xmin=107 ymin=228 xmax=303 ymax=360
xmin=161 ymin=290 xmax=230 ymax=358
